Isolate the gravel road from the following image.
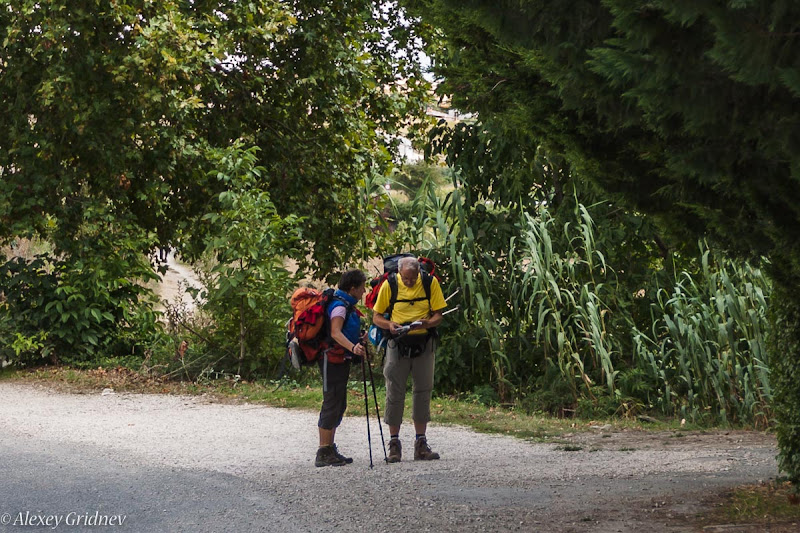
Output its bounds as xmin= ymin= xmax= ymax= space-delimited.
xmin=0 ymin=382 xmax=780 ymax=533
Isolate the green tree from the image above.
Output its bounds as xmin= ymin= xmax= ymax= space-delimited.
xmin=404 ymin=0 xmax=800 ymax=485
xmin=0 ymin=0 xmax=429 ymax=272
xmin=182 ymin=0 xmax=433 ymax=273
xmin=198 ymin=145 xmax=301 ymax=376
xmin=0 ymin=1 xmax=429 ymax=363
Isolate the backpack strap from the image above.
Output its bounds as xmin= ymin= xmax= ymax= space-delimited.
xmin=422 ymin=271 xmax=432 ymax=302
xmin=326 ymin=295 xmax=356 ymax=338
xmin=326 ymin=295 xmax=360 ymax=362
xmin=385 ymin=271 xmax=433 ymax=321
xmin=340 ymin=298 xmax=356 ymax=333
xmin=386 ymin=273 xmax=399 ymax=318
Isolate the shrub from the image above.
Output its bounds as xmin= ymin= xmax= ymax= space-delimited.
xmin=186 ymin=145 xmax=301 ymax=378
xmin=0 ymin=244 xmax=161 ymax=366
xmin=769 ymin=283 xmax=800 ymax=489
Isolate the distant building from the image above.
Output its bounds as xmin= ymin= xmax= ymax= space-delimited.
xmin=398 ymin=136 xmax=423 ymax=163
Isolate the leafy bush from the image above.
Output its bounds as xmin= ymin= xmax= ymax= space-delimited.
xmin=0 ymin=244 xmax=161 ymax=366
xmin=575 ymin=390 xmax=619 ymax=419
xmin=520 ymin=361 xmax=576 ymax=416
xmin=435 ymin=318 xmax=494 ymax=394
xmin=468 ymin=384 xmax=501 ymax=406
xmin=769 ymin=283 xmax=800 ymax=488
xmin=184 ymin=145 xmax=301 ymax=378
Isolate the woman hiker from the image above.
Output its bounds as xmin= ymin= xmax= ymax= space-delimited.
xmin=315 ymin=268 xmax=368 ymax=467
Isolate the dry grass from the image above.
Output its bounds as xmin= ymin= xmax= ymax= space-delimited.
xmin=696 ymin=481 xmax=800 ymax=532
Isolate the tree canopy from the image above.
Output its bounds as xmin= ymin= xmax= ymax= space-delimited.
xmin=0 ymin=0 xmax=431 ymax=364
xmin=0 ymin=0 xmax=430 ymax=274
xmin=402 ymin=0 xmax=800 ymax=487
xmin=407 ymin=0 xmax=800 ymax=279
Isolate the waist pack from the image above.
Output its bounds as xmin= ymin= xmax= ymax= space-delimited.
xmin=393 ymin=330 xmax=436 ymax=358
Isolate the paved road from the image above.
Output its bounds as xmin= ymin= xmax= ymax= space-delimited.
xmin=0 ymin=383 xmax=780 ymax=533
xmin=1 ymin=436 xmax=292 ymax=532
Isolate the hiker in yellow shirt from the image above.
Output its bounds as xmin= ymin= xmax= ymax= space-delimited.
xmin=371 ymin=256 xmax=446 ymax=462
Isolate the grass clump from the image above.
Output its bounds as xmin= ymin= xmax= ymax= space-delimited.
xmin=699 ymin=481 xmax=800 ymax=530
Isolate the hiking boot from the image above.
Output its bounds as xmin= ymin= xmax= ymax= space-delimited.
xmin=414 ymin=437 xmax=440 ymax=461
xmin=387 ymin=437 xmax=402 ymax=463
xmin=331 ymin=444 xmax=353 ymax=464
xmin=315 ymin=445 xmax=347 ymax=467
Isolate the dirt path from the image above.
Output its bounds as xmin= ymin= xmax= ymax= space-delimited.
xmin=153 ymin=252 xmax=203 ymax=313
xmin=0 ymin=383 xmax=781 ymax=532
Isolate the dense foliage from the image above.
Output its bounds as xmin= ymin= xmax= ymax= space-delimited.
xmin=0 ymin=0 xmax=430 ymax=365
xmin=402 ymin=0 xmax=800 ymax=482
xmin=403 ymin=177 xmax=771 ymax=425
xmin=770 ymin=285 xmax=800 ymax=486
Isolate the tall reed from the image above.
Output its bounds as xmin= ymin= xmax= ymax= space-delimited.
xmin=633 ymin=246 xmax=771 ymax=425
xmin=513 ymin=205 xmax=618 ymax=402
xmin=402 ymin=185 xmax=771 ymax=424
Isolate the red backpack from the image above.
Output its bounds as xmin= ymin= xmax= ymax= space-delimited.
xmin=287 ymin=287 xmax=356 ymax=368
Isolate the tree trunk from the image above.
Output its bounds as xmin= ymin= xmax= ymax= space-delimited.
xmin=238 ymin=294 xmax=245 ymax=377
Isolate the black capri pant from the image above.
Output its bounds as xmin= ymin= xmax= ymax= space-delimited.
xmin=317 ymin=360 xmax=352 ymax=430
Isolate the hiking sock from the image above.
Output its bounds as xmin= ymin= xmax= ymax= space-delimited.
xmin=416 ymin=434 xmax=425 ymax=440
xmin=391 ymin=434 xmax=399 ymax=440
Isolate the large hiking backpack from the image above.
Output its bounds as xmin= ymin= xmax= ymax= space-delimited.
xmin=365 ymin=254 xmax=437 ymax=310
xmin=286 ymin=287 xmax=354 ymax=369
xmin=365 ymin=254 xmax=438 ymax=347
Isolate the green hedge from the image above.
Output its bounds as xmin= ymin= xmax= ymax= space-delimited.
xmin=770 ymin=282 xmax=800 ymax=490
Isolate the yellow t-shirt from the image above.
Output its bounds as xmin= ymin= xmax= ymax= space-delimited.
xmin=373 ymin=273 xmax=447 ymax=332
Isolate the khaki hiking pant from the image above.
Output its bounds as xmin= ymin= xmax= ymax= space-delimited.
xmin=383 ymin=337 xmax=435 ymax=427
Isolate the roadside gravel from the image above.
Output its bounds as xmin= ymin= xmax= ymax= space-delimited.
xmin=0 ymin=382 xmax=780 ymax=532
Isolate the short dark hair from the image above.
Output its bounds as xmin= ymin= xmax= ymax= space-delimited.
xmin=338 ymin=268 xmax=367 ymax=292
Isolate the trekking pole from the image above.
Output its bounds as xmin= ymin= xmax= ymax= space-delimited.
xmin=360 ymin=352 xmax=374 ymax=469
xmin=364 ymin=341 xmax=388 ymax=464
xmin=441 ymin=305 xmax=460 ymax=317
